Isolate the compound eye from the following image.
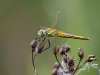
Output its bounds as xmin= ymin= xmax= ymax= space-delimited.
xmin=40 ymin=29 xmax=45 ymax=36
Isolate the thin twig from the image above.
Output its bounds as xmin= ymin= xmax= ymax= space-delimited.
xmin=54 ymin=54 xmax=63 ymax=69
xmin=54 ymin=53 xmax=67 ymax=73
xmin=32 ymin=52 xmax=38 ymax=75
xmin=72 ymin=59 xmax=82 ymax=75
xmin=76 ymin=60 xmax=87 ymax=70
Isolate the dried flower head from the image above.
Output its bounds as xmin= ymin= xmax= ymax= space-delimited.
xmin=52 ymin=46 xmax=59 ymax=54
xmin=78 ymin=48 xmax=84 ymax=59
xmin=59 ymin=44 xmax=70 ymax=56
xmin=52 ymin=62 xmax=60 ymax=75
xmin=53 ymin=62 xmax=60 ymax=69
xmin=36 ymin=41 xmax=44 ymax=53
xmin=87 ymin=55 xmax=97 ymax=62
xmin=30 ymin=38 xmax=40 ymax=52
xmin=67 ymin=57 xmax=75 ymax=73
xmin=64 ymin=43 xmax=71 ymax=53
xmin=52 ymin=68 xmax=58 ymax=75
xmin=59 ymin=45 xmax=66 ymax=55
xmin=68 ymin=57 xmax=75 ymax=67
xmin=62 ymin=54 xmax=68 ymax=63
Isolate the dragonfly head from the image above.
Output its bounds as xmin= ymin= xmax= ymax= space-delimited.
xmin=38 ymin=29 xmax=46 ymax=37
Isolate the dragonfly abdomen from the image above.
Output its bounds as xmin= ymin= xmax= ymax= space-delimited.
xmin=57 ymin=31 xmax=90 ymax=40
xmin=65 ymin=34 xmax=90 ymax=40
xmin=66 ymin=35 xmax=90 ymax=40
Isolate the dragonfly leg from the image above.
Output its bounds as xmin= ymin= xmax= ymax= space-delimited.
xmin=43 ymin=36 xmax=46 ymax=42
xmin=42 ymin=38 xmax=51 ymax=51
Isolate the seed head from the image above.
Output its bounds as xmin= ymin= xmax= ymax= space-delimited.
xmin=52 ymin=46 xmax=59 ymax=54
xmin=30 ymin=38 xmax=40 ymax=52
xmin=87 ymin=55 xmax=97 ymax=62
xmin=68 ymin=57 xmax=75 ymax=73
xmin=62 ymin=54 xmax=68 ymax=63
xmin=64 ymin=43 xmax=71 ymax=53
xmin=78 ymin=48 xmax=84 ymax=59
xmin=59 ymin=46 xmax=66 ymax=55
xmin=52 ymin=68 xmax=57 ymax=75
xmin=60 ymin=44 xmax=70 ymax=56
xmin=53 ymin=62 xmax=60 ymax=69
xmin=68 ymin=57 xmax=75 ymax=67
xmin=36 ymin=42 xmax=44 ymax=53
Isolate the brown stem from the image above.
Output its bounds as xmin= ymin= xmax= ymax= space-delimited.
xmin=54 ymin=53 xmax=68 ymax=73
xmin=54 ymin=53 xmax=63 ymax=69
xmin=72 ymin=59 xmax=82 ymax=75
xmin=76 ymin=60 xmax=87 ymax=70
xmin=32 ymin=52 xmax=38 ymax=75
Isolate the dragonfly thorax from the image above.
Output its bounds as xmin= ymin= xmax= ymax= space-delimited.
xmin=45 ymin=28 xmax=58 ymax=37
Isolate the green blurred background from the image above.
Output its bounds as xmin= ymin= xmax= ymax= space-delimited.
xmin=0 ymin=0 xmax=100 ymax=75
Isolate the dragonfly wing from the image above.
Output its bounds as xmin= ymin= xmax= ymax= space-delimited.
xmin=52 ymin=10 xmax=67 ymax=28
xmin=65 ymin=32 xmax=73 ymax=35
xmin=40 ymin=26 xmax=48 ymax=29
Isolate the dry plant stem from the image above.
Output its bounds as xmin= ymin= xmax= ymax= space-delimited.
xmin=54 ymin=53 xmax=64 ymax=70
xmin=76 ymin=60 xmax=87 ymax=70
xmin=33 ymin=53 xmax=38 ymax=63
xmin=32 ymin=52 xmax=38 ymax=75
xmin=72 ymin=59 xmax=82 ymax=75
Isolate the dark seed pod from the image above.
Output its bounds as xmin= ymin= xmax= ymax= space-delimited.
xmin=36 ymin=42 xmax=44 ymax=53
xmin=64 ymin=43 xmax=71 ymax=53
xmin=78 ymin=48 xmax=84 ymax=59
xmin=87 ymin=55 xmax=97 ymax=62
xmin=68 ymin=57 xmax=75 ymax=73
xmin=68 ymin=57 xmax=75 ymax=67
xmin=51 ymin=68 xmax=57 ymax=75
xmin=30 ymin=38 xmax=40 ymax=52
xmin=52 ymin=46 xmax=59 ymax=54
xmin=62 ymin=54 xmax=68 ymax=63
xmin=60 ymin=44 xmax=70 ymax=56
xmin=59 ymin=45 xmax=65 ymax=55
xmin=53 ymin=62 xmax=60 ymax=69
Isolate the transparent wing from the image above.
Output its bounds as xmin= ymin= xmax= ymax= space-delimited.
xmin=52 ymin=10 xmax=67 ymax=28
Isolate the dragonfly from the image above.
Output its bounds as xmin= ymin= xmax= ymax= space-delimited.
xmin=31 ymin=10 xmax=90 ymax=75
xmin=38 ymin=10 xmax=90 ymax=50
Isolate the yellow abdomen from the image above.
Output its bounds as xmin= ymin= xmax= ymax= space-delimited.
xmin=56 ymin=31 xmax=90 ymax=40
